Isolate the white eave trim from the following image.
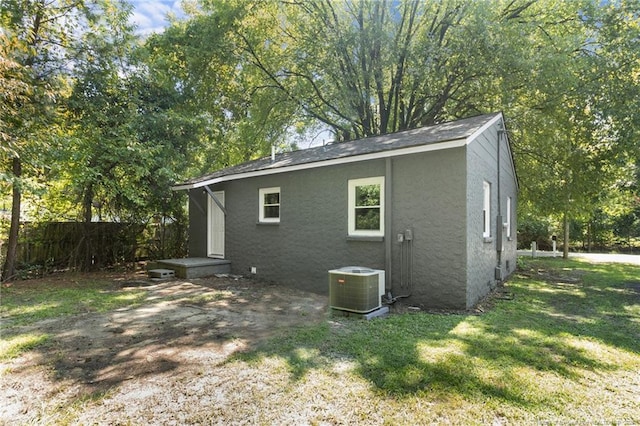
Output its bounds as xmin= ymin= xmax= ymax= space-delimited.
xmin=172 ymin=124 xmax=499 ymax=191
xmin=466 ymin=112 xmax=503 ymax=142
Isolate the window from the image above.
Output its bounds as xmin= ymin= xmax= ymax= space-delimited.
xmin=348 ymin=177 xmax=384 ymax=237
xmin=506 ymin=196 xmax=512 ymax=239
xmin=259 ymin=187 xmax=280 ymax=223
xmin=483 ymin=181 xmax=491 ymax=238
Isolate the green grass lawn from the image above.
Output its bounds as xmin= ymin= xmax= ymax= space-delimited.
xmin=0 ymin=276 xmax=146 ymax=361
xmin=1 ymin=258 xmax=638 ymax=424
xmin=1 ymin=277 xmax=147 ymax=328
xmin=236 ymin=257 xmax=640 ymax=423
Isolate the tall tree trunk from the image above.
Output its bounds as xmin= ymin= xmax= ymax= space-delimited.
xmin=81 ymin=184 xmax=93 ymax=271
xmin=2 ymin=158 xmax=22 ymax=281
xmin=563 ymin=211 xmax=570 ymax=259
xmin=2 ymin=4 xmax=43 ymax=281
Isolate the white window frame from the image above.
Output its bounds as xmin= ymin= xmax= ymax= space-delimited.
xmin=348 ymin=176 xmax=384 ymax=237
xmin=259 ymin=187 xmax=280 ymax=223
xmin=506 ymin=196 xmax=512 ymax=239
xmin=483 ymin=181 xmax=491 ymax=238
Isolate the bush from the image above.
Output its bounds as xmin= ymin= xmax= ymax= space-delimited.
xmin=517 ymin=215 xmax=552 ymax=250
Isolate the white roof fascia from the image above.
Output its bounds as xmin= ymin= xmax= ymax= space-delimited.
xmin=172 ymin=136 xmax=469 ymax=191
xmin=464 ymin=112 xmax=503 ymax=144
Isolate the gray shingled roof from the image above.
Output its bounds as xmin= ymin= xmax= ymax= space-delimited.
xmin=174 ymin=112 xmax=501 ymax=189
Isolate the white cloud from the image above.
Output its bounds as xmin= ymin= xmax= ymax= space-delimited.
xmin=128 ymin=0 xmax=185 ymax=36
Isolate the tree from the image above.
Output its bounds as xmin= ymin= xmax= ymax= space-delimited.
xmin=59 ymin=3 xmax=201 ymax=267
xmin=1 ymin=0 xmax=69 ymax=280
xmin=1 ymin=0 xmax=138 ymax=278
xmin=0 ymin=36 xmax=28 ymax=275
xmin=508 ymin=0 xmax=640 ymax=257
xmin=3 ymin=0 xmax=636 ymax=275
xmin=229 ymin=0 xmax=506 ymax=141
xmin=0 ymin=34 xmax=30 ymax=156
xmin=142 ymin=4 xmax=300 ymax=175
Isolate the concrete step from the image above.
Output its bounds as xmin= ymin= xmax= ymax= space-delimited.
xmin=154 ymin=258 xmax=231 ymax=279
xmin=148 ymin=269 xmax=175 ymax=279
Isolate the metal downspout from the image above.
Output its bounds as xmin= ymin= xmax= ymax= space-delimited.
xmin=496 ymin=123 xmax=504 ymax=281
xmin=385 ymin=158 xmax=392 ymax=293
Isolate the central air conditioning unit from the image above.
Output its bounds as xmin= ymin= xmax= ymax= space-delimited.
xmin=328 ymin=266 xmax=385 ymax=313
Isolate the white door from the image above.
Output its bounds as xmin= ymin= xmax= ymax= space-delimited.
xmin=207 ymin=191 xmax=225 ymax=258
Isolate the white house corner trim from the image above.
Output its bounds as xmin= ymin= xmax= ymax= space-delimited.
xmin=464 ymin=113 xmax=504 ymax=146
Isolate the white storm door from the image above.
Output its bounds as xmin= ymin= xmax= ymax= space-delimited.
xmin=207 ymin=191 xmax=225 ymax=258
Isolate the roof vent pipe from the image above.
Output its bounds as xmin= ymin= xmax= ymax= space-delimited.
xmin=271 ymin=145 xmax=275 ymax=162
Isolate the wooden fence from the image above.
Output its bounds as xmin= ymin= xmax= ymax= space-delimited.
xmin=2 ymin=221 xmax=187 ymax=277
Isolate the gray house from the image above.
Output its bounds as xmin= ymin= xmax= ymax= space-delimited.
xmin=172 ymin=112 xmax=518 ymax=309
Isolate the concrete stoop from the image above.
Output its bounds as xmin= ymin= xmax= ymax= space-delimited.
xmin=152 ymin=258 xmax=231 ymax=279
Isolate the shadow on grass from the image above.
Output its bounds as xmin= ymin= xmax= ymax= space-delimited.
xmin=3 ymin=259 xmax=637 ymax=413
xmin=1 ymin=277 xmax=328 ymax=398
xmin=234 ymin=258 xmax=639 ymax=409
xmin=513 ymin=258 xmax=640 ymax=355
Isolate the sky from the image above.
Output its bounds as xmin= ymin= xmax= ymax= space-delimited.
xmin=128 ymin=0 xmax=185 ymax=36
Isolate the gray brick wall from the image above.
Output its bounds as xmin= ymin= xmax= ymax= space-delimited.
xmin=188 ymin=189 xmax=208 ymax=258
xmin=465 ymin=121 xmax=518 ymax=308
xmin=221 ymin=160 xmax=387 ymax=295
xmin=390 ymin=148 xmax=468 ymax=308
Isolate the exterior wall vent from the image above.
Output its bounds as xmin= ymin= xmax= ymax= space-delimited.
xmin=328 ymin=267 xmax=385 ymax=313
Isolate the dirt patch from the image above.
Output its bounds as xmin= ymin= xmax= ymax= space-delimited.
xmin=0 ymin=274 xmax=328 ymax=424
xmin=517 ymin=266 xmax=588 ymax=285
xmin=624 ymin=281 xmax=640 ymax=294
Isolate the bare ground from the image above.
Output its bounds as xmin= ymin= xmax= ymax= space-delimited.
xmin=5 ymin=258 xmax=637 ymax=424
xmin=0 ymin=274 xmax=329 ymax=425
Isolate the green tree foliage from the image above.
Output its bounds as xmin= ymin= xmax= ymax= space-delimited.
xmin=507 ymin=0 xmax=640 ymax=256
xmin=0 ymin=34 xmax=30 ymax=157
xmin=1 ymin=0 xmax=102 ymax=279
xmin=56 ymin=4 xmax=193 ymax=266
xmin=517 ymin=214 xmax=552 ymax=250
xmin=231 ymin=0 xmax=505 ymax=140
xmin=1 ymin=0 xmax=189 ymax=275
xmin=64 ymin=3 xmax=140 ymax=224
xmin=142 ymin=4 xmax=299 ymax=175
